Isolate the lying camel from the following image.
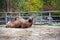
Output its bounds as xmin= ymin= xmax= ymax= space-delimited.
xmin=6 ymin=16 xmax=33 ymax=28
xmin=15 ymin=16 xmax=33 ymax=28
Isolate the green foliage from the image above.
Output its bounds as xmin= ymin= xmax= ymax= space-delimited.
xmin=0 ymin=0 xmax=6 ymax=12
xmin=43 ymin=0 xmax=60 ymax=10
xmin=54 ymin=0 xmax=60 ymax=10
xmin=0 ymin=0 xmax=60 ymax=12
xmin=24 ymin=0 xmax=43 ymax=12
xmin=9 ymin=0 xmax=43 ymax=12
xmin=9 ymin=0 xmax=25 ymax=12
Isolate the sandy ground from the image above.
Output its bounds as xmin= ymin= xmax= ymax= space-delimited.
xmin=0 ymin=25 xmax=60 ymax=40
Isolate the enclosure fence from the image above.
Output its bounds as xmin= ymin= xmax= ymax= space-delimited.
xmin=0 ymin=10 xmax=60 ymax=25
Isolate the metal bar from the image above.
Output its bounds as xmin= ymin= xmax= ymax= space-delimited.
xmin=5 ymin=13 xmax=8 ymax=24
xmin=18 ymin=13 xmax=21 ymax=16
xmin=48 ymin=12 xmax=52 ymax=24
xmin=0 ymin=10 xmax=60 ymax=13
xmin=40 ymin=13 xmax=43 ymax=24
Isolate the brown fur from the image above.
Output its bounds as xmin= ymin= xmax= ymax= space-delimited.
xmin=20 ymin=16 xmax=33 ymax=28
xmin=6 ymin=17 xmax=21 ymax=28
xmin=6 ymin=16 xmax=33 ymax=28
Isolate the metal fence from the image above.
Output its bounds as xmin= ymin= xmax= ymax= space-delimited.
xmin=0 ymin=10 xmax=60 ymax=25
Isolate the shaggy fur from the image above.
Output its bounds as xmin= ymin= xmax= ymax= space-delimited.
xmin=6 ymin=16 xmax=33 ymax=28
xmin=6 ymin=17 xmax=21 ymax=28
xmin=20 ymin=16 xmax=33 ymax=28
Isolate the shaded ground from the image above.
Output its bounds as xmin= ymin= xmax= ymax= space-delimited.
xmin=0 ymin=25 xmax=60 ymax=40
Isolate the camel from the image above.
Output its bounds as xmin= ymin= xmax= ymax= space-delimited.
xmin=6 ymin=16 xmax=33 ymax=28
xmin=6 ymin=17 xmax=21 ymax=28
xmin=20 ymin=16 xmax=33 ymax=28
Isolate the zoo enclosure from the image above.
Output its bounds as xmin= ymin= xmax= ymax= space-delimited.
xmin=0 ymin=10 xmax=60 ymax=25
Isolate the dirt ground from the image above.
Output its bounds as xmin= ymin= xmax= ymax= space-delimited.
xmin=0 ymin=25 xmax=60 ymax=40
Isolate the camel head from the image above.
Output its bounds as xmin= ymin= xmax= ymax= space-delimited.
xmin=28 ymin=16 xmax=33 ymax=23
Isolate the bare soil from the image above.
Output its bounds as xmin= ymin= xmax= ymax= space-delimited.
xmin=0 ymin=25 xmax=60 ymax=40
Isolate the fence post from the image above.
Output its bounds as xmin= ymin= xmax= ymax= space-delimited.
xmin=48 ymin=12 xmax=52 ymax=24
xmin=5 ymin=13 xmax=7 ymax=24
xmin=40 ymin=12 xmax=43 ymax=24
xmin=18 ymin=12 xmax=20 ymax=16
